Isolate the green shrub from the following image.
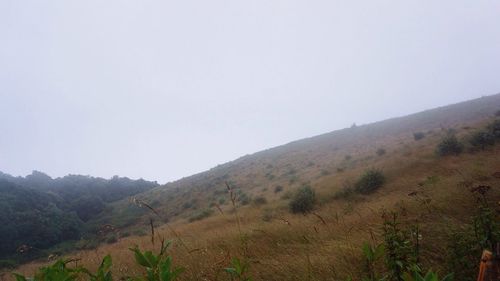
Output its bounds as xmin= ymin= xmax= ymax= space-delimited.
xmin=238 ymin=193 xmax=251 ymax=206
xmin=0 ymin=259 xmax=17 ymax=269
xmin=133 ymin=229 xmax=148 ymax=236
xmin=355 ymin=169 xmax=385 ymax=194
xmin=261 ymin=208 xmax=274 ymax=222
xmin=436 ymin=135 xmax=463 ymax=156
xmin=403 ymin=270 xmax=453 ymax=281
xmin=381 ymin=212 xmax=419 ymax=281
xmin=105 ymin=235 xmax=118 ymax=244
xmin=13 ymin=259 xmax=81 ymax=281
xmin=289 ymin=186 xmax=316 ymax=214
xmin=446 ymin=230 xmax=481 ymax=280
xmin=468 ymin=130 xmax=495 ymax=150
xmin=488 ymin=119 xmax=500 ymax=139
xmin=413 ymin=132 xmax=425 ymax=140
xmin=188 ymin=209 xmax=214 ymax=222
xmin=252 ymin=196 xmax=267 ymax=206
xmin=182 ymin=202 xmax=193 ymax=209
xmin=376 ymin=148 xmax=386 ymax=156
xmin=84 ymin=255 xmax=113 ymax=281
xmin=224 ymin=257 xmax=251 ymax=281
xmin=333 ymin=186 xmax=355 ymax=199
xmin=130 ymin=241 xmax=184 ymax=281
xmin=274 ymin=185 xmax=283 ymax=193
xmin=75 ymin=239 xmax=99 ymax=250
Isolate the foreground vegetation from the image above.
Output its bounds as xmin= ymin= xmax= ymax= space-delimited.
xmin=12 ymin=183 xmax=499 ymax=280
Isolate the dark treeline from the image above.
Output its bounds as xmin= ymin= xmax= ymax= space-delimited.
xmin=0 ymin=171 xmax=158 ymax=267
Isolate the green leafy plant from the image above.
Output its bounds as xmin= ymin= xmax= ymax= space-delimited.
xmin=402 ymin=270 xmax=453 ymax=281
xmin=224 ymin=257 xmax=252 ymax=281
xmin=13 ymin=259 xmax=81 ymax=281
xmin=129 ymin=240 xmax=184 ymax=281
xmin=362 ymin=242 xmax=385 ymax=281
xmin=355 ymin=170 xmax=386 ymax=194
xmin=446 ymin=230 xmax=480 ymax=280
xmin=82 ymin=255 xmax=113 ymax=281
xmin=382 ymin=212 xmax=420 ymax=281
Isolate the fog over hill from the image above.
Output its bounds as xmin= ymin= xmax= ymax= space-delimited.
xmin=2 ymin=1 xmax=500 ymax=183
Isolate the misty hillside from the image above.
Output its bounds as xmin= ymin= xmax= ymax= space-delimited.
xmin=4 ymin=93 xmax=500 ymax=280
xmin=114 ymin=94 xmax=500 ymax=225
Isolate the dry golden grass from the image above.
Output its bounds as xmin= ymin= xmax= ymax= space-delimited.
xmin=7 ymin=122 xmax=500 ymax=280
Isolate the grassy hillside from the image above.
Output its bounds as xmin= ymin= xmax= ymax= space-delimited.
xmin=99 ymin=94 xmax=500 ymax=228
xmin=4 ymin=94 xmax=500 ymax=280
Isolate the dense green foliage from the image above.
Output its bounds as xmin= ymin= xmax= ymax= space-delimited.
xmin=435 ymin=135 xmax=463 ymax=156
xmin=355 ymin=170 xmax=386 ymax=194
xmin=129 ymin=241 xmax=184 ymax=281
xmin=289 ymin=185 xmax=316 ymax=214
xmin=376 ymin=148 xmax=386 ymax=156
xmin=468 ymin=130 xmax=495 ymax=150
xmin=0 ymin=180 xmax=82 ymax=263
xmin=413 ymin=132 xmax=425 ymax=141
xmin=487 ymin=119 xmax=500 ymax=139
xmin=0 ymin=171 xmax=158 ymax=266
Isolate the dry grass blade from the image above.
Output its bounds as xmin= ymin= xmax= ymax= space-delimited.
xmin=132 ymin=196 xmax=191 ymax=252
xmin=312 ymin=212 xmax=327 ymax=225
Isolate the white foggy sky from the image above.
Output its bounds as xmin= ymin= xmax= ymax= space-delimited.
xmin=1 ymin=1 xmax=499 ymax=183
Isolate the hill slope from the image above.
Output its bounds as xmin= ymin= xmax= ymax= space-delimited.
xmin=7 ymin=93 xmax=500 ymax=280
xmin=115 ymin=94 xmax=500 ymax=225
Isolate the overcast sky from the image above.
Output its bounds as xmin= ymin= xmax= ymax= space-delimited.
xmin=1 ymin=1 xmax=499 ymax=183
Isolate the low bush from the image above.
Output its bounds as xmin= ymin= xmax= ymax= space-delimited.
xmin=488 ymin=119 xmax=500 ymax=139
xmin=188 ymin=209 xmax=214 ymax=222
xmin=238 ymin=193 xmax=251 ymax=206
xmin=0 ymin=259 xmax=17 ymax=269
xmin=253 ymin=196 xmax=267 ymax=206
xmin=355 ymin=169 xmax=385 ymax=194
xmin=376 ymin=148 xmax=386 ymax=156
xmin=289 ymin=185 xmax=316 ymax=214
xmin=106 ymin=235 xmax=118 ymax=244
xmin=468 ymin=130 xmax=495 ymax=150
xmin=413 ymin=132 xmax=425 ymax=140
xmin=274 ymin=185 xmax=283 ymax=193
xmin=436 ymin=135 xmax=463 ymax=156
xmin=261 ymin=208 xmax=274 ymax=222
xmin=333 ymin=186 xmax=355 ymax=199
